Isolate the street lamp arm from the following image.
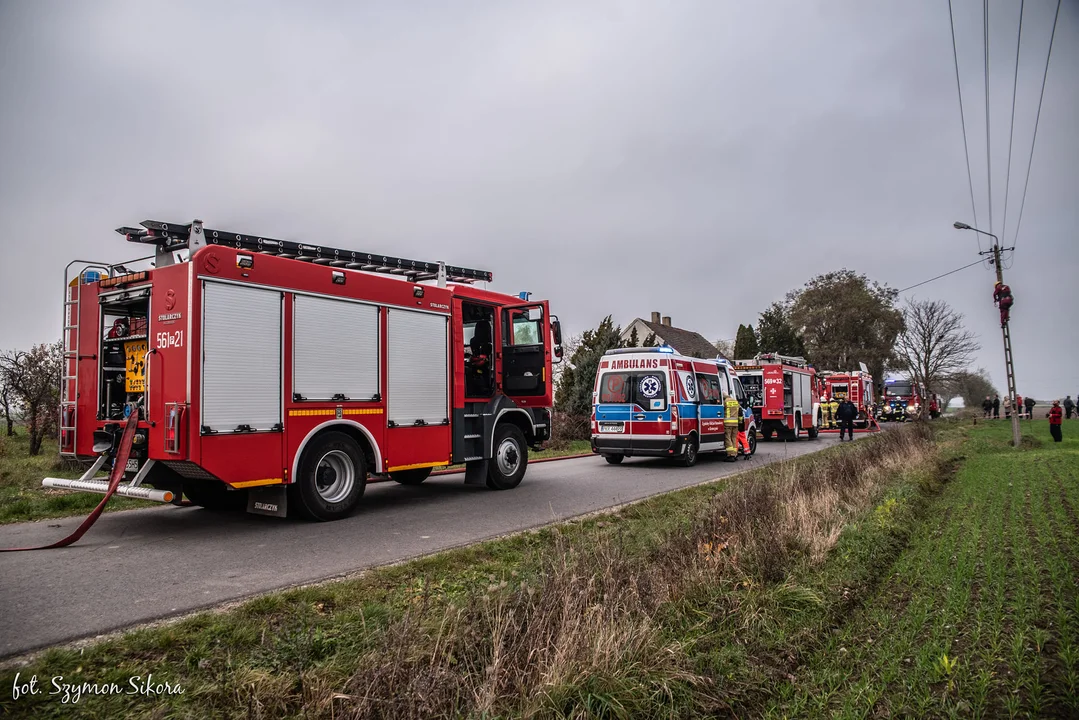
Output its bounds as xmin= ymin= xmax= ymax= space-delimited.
xmin=952 ymin=222 xmax=999 ymax=244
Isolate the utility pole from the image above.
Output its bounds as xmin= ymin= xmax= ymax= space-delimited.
xmin=954 ymin=222 xmax=1021 ymax=447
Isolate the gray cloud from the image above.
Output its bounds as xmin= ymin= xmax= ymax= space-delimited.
xmin=2 ymin=0 xmax=1076 ymax=399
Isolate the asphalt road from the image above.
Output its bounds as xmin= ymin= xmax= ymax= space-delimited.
xmin=0 ymin=435 xmax=847 ymax=658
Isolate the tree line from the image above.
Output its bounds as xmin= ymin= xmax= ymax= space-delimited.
xmin=556 ymin=269 xmax=986 ymax=423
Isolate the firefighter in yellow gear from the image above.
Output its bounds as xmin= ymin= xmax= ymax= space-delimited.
xmin=827 ymin=397 xmax=840 ymax=429
xmin=821 ymin=396 xmax=833 ymax=429
xmin=724 ymin=395 xmax=741 ymax=458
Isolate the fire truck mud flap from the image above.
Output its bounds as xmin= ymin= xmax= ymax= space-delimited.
xmin=247 ymin=486 xmax=288 ymax=517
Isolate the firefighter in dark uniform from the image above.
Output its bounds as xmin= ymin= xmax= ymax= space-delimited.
xmin=836 ymin=397 xmax=858 ymax=441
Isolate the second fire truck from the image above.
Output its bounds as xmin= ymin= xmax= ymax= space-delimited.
xmin=46 ymin=219 xmax=563 ymax=521
xmin=819 ymin=367 xmax=876 ymax=429
xmin=734 ymin=353 xmax=820 ymax=440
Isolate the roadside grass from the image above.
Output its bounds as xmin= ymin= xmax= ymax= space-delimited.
xmin=0 ymin=432 xmax=151 ymax=524
xmin=0 ymin=434 xmax=594 ymax=525
xmin=1 ymin=425 xmax=949 ymax=718
xmin=763 ymin=419 xmax=1079 ymax=718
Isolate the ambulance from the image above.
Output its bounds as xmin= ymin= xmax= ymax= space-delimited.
xmin=590 ymin=347 xmax=755 ymax=466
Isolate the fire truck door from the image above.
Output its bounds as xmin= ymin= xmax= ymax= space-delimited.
xmin=500 ymin=304 xmax=546 ymax=397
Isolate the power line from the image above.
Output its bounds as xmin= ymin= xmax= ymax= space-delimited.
xmin=1010 ymin=0 xmax=1062 ymax=252
xmin=983 ymin=0 xmax=993 ymax=236
xmin=1000 ymin=0 xmax=1025 ymax=243
xmin=948 ymin=0 xmax=983 ymax=252
xmin=897 ymin=259 xmax=985 ymax=294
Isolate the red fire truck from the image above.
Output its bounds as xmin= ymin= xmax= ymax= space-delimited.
xmin=733 ymin=353 xmax=820 ymax=440
xmin=46 ymin=219 xmax=563 ymax=521
xmin=819 ymin=367 xmax=876 ymax=429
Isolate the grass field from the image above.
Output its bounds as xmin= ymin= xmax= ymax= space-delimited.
xmin=764 ymin=419 xmax=1079 ymax=718
xmin=0 ymin=432 xmax=152 ymax=524
xmin=1 ymin=421 xmax=1075 ymax=718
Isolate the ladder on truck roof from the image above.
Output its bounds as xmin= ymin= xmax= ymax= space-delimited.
xmin=756 ymin=353 xmax=808 ymax=368
xmin=116 ymin=219 xmax=494 ymax=284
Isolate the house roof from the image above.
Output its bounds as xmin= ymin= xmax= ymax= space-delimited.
xmin=629 ymin=319 xmax=720 ymax=360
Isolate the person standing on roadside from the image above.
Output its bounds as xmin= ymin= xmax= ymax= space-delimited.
xmin=1064 ymin=396 xmax=1075 ymax=420
xmin=993 ymin=395 xmax=1001 ymax=419
xmin=1049 ymin=400 xmax=1063 ymax=442
xmin=836 ymin=397 xmax=858 ymax=441
xmin=1016 ymin=394 xmax=1024 ymax=419
xmin=1024 ymin=395 xmax=1035 ymax=420
xmin=982 ymin=396 xmax=993 ymax=418
xmin=723 ymin=392 xmax=741 ymax=460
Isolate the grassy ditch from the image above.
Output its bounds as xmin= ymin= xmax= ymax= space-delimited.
xmin=1 ymin=425 xmax=954 ymax=718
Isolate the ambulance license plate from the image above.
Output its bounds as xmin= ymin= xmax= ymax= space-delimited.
xmin=599 ymin=422 xmax=624 ymax=433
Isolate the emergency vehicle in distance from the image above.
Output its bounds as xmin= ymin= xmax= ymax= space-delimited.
xmin=819 ymin=366 xmax=876 ymax=428
xmin=878 ymin=379 xmax=923 ymax=422
xmin=733 ymin=353 xmax=821 ymax=440
xmin=45 ymin=219 xmax=563 ymax=521
xmin=591 ymin=348 xmax=755 ymax=466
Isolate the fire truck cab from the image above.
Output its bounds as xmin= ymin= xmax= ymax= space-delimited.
xmin=48 ymin=219 xmax=563 ymax=521
xmin=734 ymin=353 xmax=820 ymax=440
xmin=590 ymin=348 xmax=754 ymax=466
xmin=878 ymin=379 xmax=923 ymax=422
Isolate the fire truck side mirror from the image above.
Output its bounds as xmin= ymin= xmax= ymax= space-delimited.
xmin=553 ymin=345 xmax=564 ymax=363
xmin=551 ymin=316 xmax=563 ymax=346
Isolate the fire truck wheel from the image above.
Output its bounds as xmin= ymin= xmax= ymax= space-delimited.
xmin=604 ymin=454 xmax=625 ymax=465
xmin=487 ymin=424 xmax=528 ymax=490
xmin=291 ymin=432 xmax=367 ymax=521
xmin=391 ymin=468 xmax=432 ymax=485
xmin=807 ymin=423 xmax=819 ymax=439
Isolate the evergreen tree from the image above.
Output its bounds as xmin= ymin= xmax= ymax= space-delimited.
xmin=642 ymin=332 xmax=657 ymax=347
xmin=554 ymin=315 xmax=625 ymax=416
xmin=757 ymin=302 xmax=806 ymax=357
xmin=733 ymin=323 xmax=759 ymax=360
xmin=627 ymin=325 xmax=640 ymax=347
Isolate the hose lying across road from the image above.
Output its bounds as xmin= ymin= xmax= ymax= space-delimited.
xmin=0 ymin=411 xmax=139 ymax=553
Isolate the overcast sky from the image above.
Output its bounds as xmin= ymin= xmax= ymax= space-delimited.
xmin=1 ymin=1 xmax=1076 ymax=399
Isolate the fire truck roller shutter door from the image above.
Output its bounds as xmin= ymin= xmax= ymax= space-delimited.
xmin=201 ymin=282 xmax=282 ymax=432
xmin=293 ymin=295 xmax=379 ymax=401
xmin=387 ymin=309 xmax=449 ymax=426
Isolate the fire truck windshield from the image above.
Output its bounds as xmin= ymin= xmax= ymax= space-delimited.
xmin=831 ymin=383 xmax=849 ymax=399
xmin=740 ymin=375 xmax=764 ymax=406
xmin=885 ymin=382 xmax=913 ymax=397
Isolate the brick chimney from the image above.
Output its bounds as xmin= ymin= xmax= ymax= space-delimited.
xmin=651 ymin=311 xmax=661 ymax=323
xmin=662 ymin=316 xmax=672 ymax=327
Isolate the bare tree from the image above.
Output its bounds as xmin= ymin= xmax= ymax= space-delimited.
xmin=0 ymin=366 xmax=17 ymax=437
xmin=895 ymin=299 xmax=980 ymax=418
xmin=713 ymin=338 xmax=735 ymax=360
xmin=0 ymin=342 xmax=63 ymax=455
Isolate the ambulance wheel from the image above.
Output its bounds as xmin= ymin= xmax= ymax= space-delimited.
xmin=291 ymin=432 xmax=366 ymax=521
xmin=487 ymin=424 xmax=528 ymax=490
xmin=391 ymin=468 xmax=432 ymax=485
xmin=679 ymin=435 xmax=699 ymax=467
xmin=747 ymin=429 xmax=757 ymax=456
xmin=604 ymin=454 xmax=624 ymax=465
xmin=183 ymin=479 xmax=247 ymax=512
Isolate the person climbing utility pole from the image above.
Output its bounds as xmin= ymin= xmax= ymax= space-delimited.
xmin=953 ymin=222 xmax=1021 ymax=447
